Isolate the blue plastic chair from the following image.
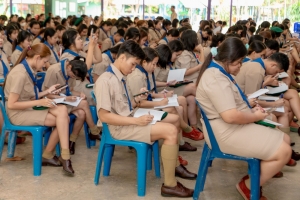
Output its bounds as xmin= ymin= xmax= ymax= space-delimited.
xmin=193 ymin=101 xmax=260 ymax=200
xmin=36 ymin=72 xmax=46 ymax=92
xmin=0 ymin=101 xmax=52 ymax=176
xmin=94 ymin=123 xmax=160 ymax=196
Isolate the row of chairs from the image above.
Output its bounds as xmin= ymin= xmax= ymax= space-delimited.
xmin=0 ymin=75 xmax=261 ymax=199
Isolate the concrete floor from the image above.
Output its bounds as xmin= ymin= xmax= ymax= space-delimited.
xmin=0 ymin=130 xmax=299 ymax=200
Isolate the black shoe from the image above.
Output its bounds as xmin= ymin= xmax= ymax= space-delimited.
xmin=58 ymin=156 xmax=75 ymax=176
xmin=292 ymin=150 xmax=300 ymax=161
xmin=291 ymin=142 xmax=295 ymax=147
xmin=89 ymin=132 xmax=101 ymax=140
xmin=175 ymin=164 xmax=197 ymax=180
xmin=42 ymin=156 xmax=62 ymax=167
xmin=69 ymin=141 xmax=75 ymax=155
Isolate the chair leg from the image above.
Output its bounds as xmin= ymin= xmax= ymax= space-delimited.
xmin=0 ymin=129 xmax=6 ymax=161
xmin=152 ymin=141 xmax=161 ymax=178
xmin=94 ymin=138 xmax=106 ymax=185
xmin=103 ymin=144 xmax=114 ymax=176
xmin=249 ymin=160 xmax=260 ymax=200
xmin=32 ymin=131 xmax=43 ymax=176
xmin=83 ymin=122 xmax=91 ymax=149
xmin=89 ymin=106 xmax=97 ymax=147
xmin=147 ymin=146 xmax=152 ymax=171
xmin=7 ymin=131 xmax=17 ymax=158
xmin=43 ymin=130 xmax=51 ymax=147
xmin=136 ymin=146 xmax=148 ymax=197
xmin=193 ymin=143 xmax=211 ymax=200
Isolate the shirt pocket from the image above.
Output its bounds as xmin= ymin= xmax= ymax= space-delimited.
xmin=22 ymin=82 xmax=36 ymax=100
xmin=114 ymin=92 xmax=130 ymax=115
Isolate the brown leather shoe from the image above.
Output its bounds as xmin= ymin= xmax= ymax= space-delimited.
xmin=161 ymin=181 xmax=194 ymax=197
xmin=89 ymin=133 xmax=101 ymax=140
xmin=42 ymin=156 xmax=62 ymax=167
xmin=179 ymin=142 xmax=197 ymax=151
xmin=175 ymin=164 xmax=197 ymax=180
xmin=69 ymin=141 xmax=75 ymax=155
xmin=58 ymin=156 xmax=75 ymax=176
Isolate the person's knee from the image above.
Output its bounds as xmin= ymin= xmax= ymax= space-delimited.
xmin=76 ymin=109 xmax=86 ymax=120
xmin=57 ymin=105 xmax=68 ymax=117
xmin=165 ymin=125 xmax=178 ymax=144
xmin=80 ymin=99 xmax=89 ymax=109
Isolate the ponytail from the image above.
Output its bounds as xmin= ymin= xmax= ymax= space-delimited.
xmin=196 ymin=53 xmax=212 ymax=86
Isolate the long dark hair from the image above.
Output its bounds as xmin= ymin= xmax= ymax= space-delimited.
xmin=155 ymin=44 xmax=172 ymax=69
xmin=196 ymin=37 xmax=247 ymax=85
xmin=41 ymin=28 xmax=56 ymax=43
xmin=181 ymin=30 xmax=198 ymax=51
xmin=12 ymin=30 xmax=31 ymax=51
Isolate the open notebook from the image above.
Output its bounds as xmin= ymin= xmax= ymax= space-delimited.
xmin=152 ymin=95 xmax=179 ymax=109
xmin=133 ymin=108 xmax=165 ymax=124
xmin=53 ymin=97 xmax=83 ymax=107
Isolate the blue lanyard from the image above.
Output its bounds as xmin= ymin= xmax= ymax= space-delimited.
xmin=104 ymin=50 xmax=114 ymax=63
xmin=243 ymin=57 xmax=251 ymax=63
xmin=63 ymin=49 xmax=80 ymax=57
xmin=60 ymin=59 xmax=71 ymax=96
xmin=44 ymin=41 xmax=59 ymax=62
xmin=120 ymin=38 xmax=125 ymax=43
xmin=0 ymin=53 xmax=9 ymax=78
xmin=101 ymin=27 xmax=109 ymax=38
xmin=109 ymin=36 xmax=115 ymax=46
xmin=37 ymin=35 xmax=42 ymax=40
xmin=208 ymin=61 xmax=251 ymax=108
xmin=144 ymin=41 xmax=149 ymax=47
xmin=192 ymin=52 xmax=200 ymax=64
xmin=252 ymin=58 xmax=266 ymax=70
xmin=106 ymin=65 xmax=132 ymax=111
xmin=163 ymin=37 xmax=168 ymax=44
xmin=168 ymin=62 xmax=173 ymax=70
xmin=163 ymin=27 xmax=167 ymax=32
xmin=21 ymin=59 xmax=38 ymax=100
xmin=28 ymin=29 xmax=35 ymax=36
xmin=16 ymin=45 xmax=23 ymax=52
xmin=86 ymin=37 xmax=89 ymax=42
xmin=136 ymin=65 xmax=157 ymax=101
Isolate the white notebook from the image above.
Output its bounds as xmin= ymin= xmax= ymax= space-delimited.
xmin=133 ymin=108 xmax=165 ymax=124
xmin=266 ymin=83 xmax=288 ymax=94
xmin=247 ymin=89 xmax=269 ymax=99
xmin=152 ymin=95 xmax=179 ymax=109
xmin=167 ymin=69 xmax=187 ymax=82
xmin=53 ymin=97 xmax=83 ymax=107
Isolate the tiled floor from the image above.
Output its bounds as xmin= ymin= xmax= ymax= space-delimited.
xmin=0 ymin=130 xmax=299 ymax=200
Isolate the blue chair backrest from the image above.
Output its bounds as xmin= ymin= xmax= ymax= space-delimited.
xmin=0 ymin=86 xmax=5 ymax=106
xmin=196 ymin=100 xmax=222 ymax=153
xmin=36 ymin=72 xmax=46 ymax=92
xmin=91 ymin=91 xmax=96 ymax=103
xmin=88 ymin=68 xmax=94 ymax=84
xmin=0 ymin=100 xmax=11 ymax=127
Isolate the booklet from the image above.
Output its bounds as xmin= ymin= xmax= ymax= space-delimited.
xmin=152 ymin=95 xmax=179 ymax=109
xmin=133 ymin=108 xmax=165 ymax=124
xmin=166 ymin=69 xmax=187 ymax=83
xmin=278 ymin=72 xmax=289 ymax=79
xmin=53 ymin=97 xmax=83 ymax=107
xmin=263 ymin=106 xmax=284 ymax=113
xmin=258 ymin=96 xmax=279 ymax=101
xmin=266 ymin=83 xmax=288 ymax=95
xmin=247 ymin=89 xmax=269 ymax=99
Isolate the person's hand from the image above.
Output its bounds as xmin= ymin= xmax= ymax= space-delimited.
xmin=274 ymin=99 xmax=285 ymax=107
xmin=195 ymin=44 xmax=204 ymax=52
xmin=253 ymin=109 xmax=269 ymax=121
xmin=47 ymin=84 xmax=61 ymax=94
xmin=135 ymin=114 xmax=154 ymax=126
xmin=167 ymin=80 xmax=177 ymax=86
xmin=38 ymin=98 xmax=56 ymax=108
xmin=150 ymin=43 xmax=158 ymax=48
xmin=264 ymin=75 xmax=279 ymax=87
xmin=80 ymin=92 xmax=86 ymax=100
xmin=248 ymin=98 xmax=257 ymax=108
xmin=159 ymin=98 xmax=169 ymax=106
xmin=166 ymin=91 xmax=174 ymax=97
xmin=65 ymin=96 xmax=77 ymax=102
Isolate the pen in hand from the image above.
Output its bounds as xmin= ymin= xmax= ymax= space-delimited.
xmin=45 ymin=97 xmax=57 ymax=107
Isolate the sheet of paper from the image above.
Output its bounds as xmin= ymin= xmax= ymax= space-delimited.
xmin=133 ymin=108 xmax=165 ymax=124
xmin=264 ymin=106 xmax=284 ymax=113
xmin=247 ymin=89 xmax=269 ymax=99
xmin=53 ymin=97 xmax=83 ymax=107
xmin=152 ymin=96 xmax=179 ymax=109
xmin=278 ymin=72 xmax=288 ymax=79
xmin=167 ymin=69 xmax=187 ymax=82
xmin=262 ymin=119 xmax=282 ymax=126
xmin=266 ymin=83 xmax=288 ymax=94
xmin=258 ymin=95 xmax=279 ymax=101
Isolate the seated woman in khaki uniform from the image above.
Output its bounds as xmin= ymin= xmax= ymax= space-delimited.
xmin=95 ymin=40 xmax=195 ymax=198
xmin=92 ymin=44 xmax=121 ymax=83
xmin=3 ymin=24 xmax=19 ymax=63
xmin=158 ymin=29 xmax=179 ymax=45
xmin=197 ymin=28 xmax=212 ymax=48
xmin=174 ymin=30 xmax=205 ymax=83
xmin=43 ymin=57 xmax=101 ymax=154
xmin=11 ymin=30 xmax=32 ymax=66
xmin=99 ymin=21 xmax=112 ymax=44
xmin=83 ymin=25 xmax=99 ymax=52
xmin=203 ymin=33 xmax=225 ymax=59
xmin=155 ymin=42 xmax=203 ymax=140
xmin=32 ymin=29 xmax=44 ymax=46
xmin=5 ymin=44 xmax=76 ymax=175
xmin=101 ymin=29 xmax=124 ymax=52
xmin=41 ymin=28 xmax=60 ymax=68
xmin=242 ymin=41 xmax=266 ymax=63
xmin=148 ymin=20 xmax=162 ymax=46
xmin=196 ymin=37 xmax=292 ymax=199
xmin=0 ymin=32 xmax=10 ymax=79
xmin=60 ymin=29 xmax=102 ymax=105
